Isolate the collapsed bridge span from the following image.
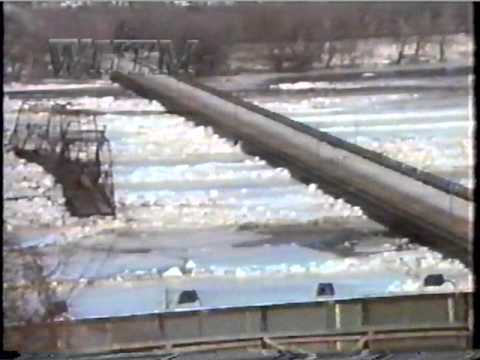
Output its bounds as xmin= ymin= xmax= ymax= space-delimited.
xmin=8 ymin=102 xmax=116 ymax=218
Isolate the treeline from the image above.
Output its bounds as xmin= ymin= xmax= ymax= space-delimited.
xmin=18 ymin=2 xmax=471 ymax=40
xmin=4 ymin=2 xmax=472 ymax=78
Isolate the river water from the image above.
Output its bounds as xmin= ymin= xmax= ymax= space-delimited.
xmin=3 ymin=72 xmax=473 ymax=320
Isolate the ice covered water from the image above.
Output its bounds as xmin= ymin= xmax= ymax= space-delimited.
xmin=3 ymin=78 xmax=473 ymax=321
xmin=247 ymin=79 xmax=473 ymax=187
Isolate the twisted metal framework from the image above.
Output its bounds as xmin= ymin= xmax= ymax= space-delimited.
xmin=8 ymin=101 xmax=116 ymax=217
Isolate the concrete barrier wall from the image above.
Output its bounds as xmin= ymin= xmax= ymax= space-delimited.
xmin=110 ymin=72 xmax=472 ymax=258
xmin=4 ymin=293 xmax=471 ymax=353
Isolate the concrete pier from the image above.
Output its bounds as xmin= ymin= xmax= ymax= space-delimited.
xmin=111 ymin=72 xmax=473 ymax=265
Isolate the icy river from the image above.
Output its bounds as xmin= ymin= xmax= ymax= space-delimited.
xmin=3 ymin=72 xmax=473 ymax=320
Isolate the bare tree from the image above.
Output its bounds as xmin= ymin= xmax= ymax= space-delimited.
xmin=4 ymin=249 xmax=65 ymax=325
xmin=414 ymin=12 xmax=433 ymax=62
xmin=324 ymin=41 xmax=337 ymax=69
xmin=3 ymin=2 xmax=472 ymax=80
xmin=435 ymin=7 xmax=456 ymax=63
xmin=394 ymin=18 xmax=411 ymax=65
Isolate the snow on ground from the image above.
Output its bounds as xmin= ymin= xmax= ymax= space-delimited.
xmin=228 ymin=34 xmax=473 ymax=73
xmin=4 ymin=80 xmax=114 ymax=92
xmin=269 ymin=76 xmax=468 ymax=91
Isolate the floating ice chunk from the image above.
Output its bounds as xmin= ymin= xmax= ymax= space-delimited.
xmin=382 ymin=243 xmax=396 ymax=251
xmin=42 ymin=177 xmax=54 ymax=188
xmin=164 ymin=205 xmax=175 ymax=212
xmin=307 ymin=183 xmax=317 ymax=193
xmin=289 ymin=265 xmax=306 ymax=273
xmin=185 ymin=260 xmax=196 ymax=270
xmin=420 ymin=257 xmax=438 ymax=269
xmin=245 ymin=267 xmax=262 ymax=276
xmin=209 ymin=266 xmax=226 ymax=276
xmin=264 ymin=264 xmax=284 ymax=273
xmin=387 ymin=281 xmax=402 ymax=292
xmin=389 ymin=279 xmax=422 ymax=293
xmin=344 ymin=258 xmax=360 ymax=268
xmin=424 ymin=281 xmax=455 ymax=292
xmin=402 ymin=279 xmax=422 ymax=292
xmin=235 ymin=268 xmax=248 ymax=278
xmin=307 ymin=261 xmax=318 ymax=270
xmin=191 ymin=267 xmax=208 ymax=277
xmin=205 ymin=127 xmax=214 ymax=136
xmin=321 ymin=259 xmax=351 ymax=273
xmin=163 ymin=267 xmax=183 ymax=277
xmin=209 ymin=189 xmax=219 ymax=198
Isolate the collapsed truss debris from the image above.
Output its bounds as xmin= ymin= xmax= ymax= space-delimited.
xmin=8 ymin=101 xmax=116 ymax=217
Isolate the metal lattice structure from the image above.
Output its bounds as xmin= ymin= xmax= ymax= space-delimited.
xmin=8 ymin=102 xmax=116 ymax=217
xmin=9 ymin=101 xmax=55 ymax=152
